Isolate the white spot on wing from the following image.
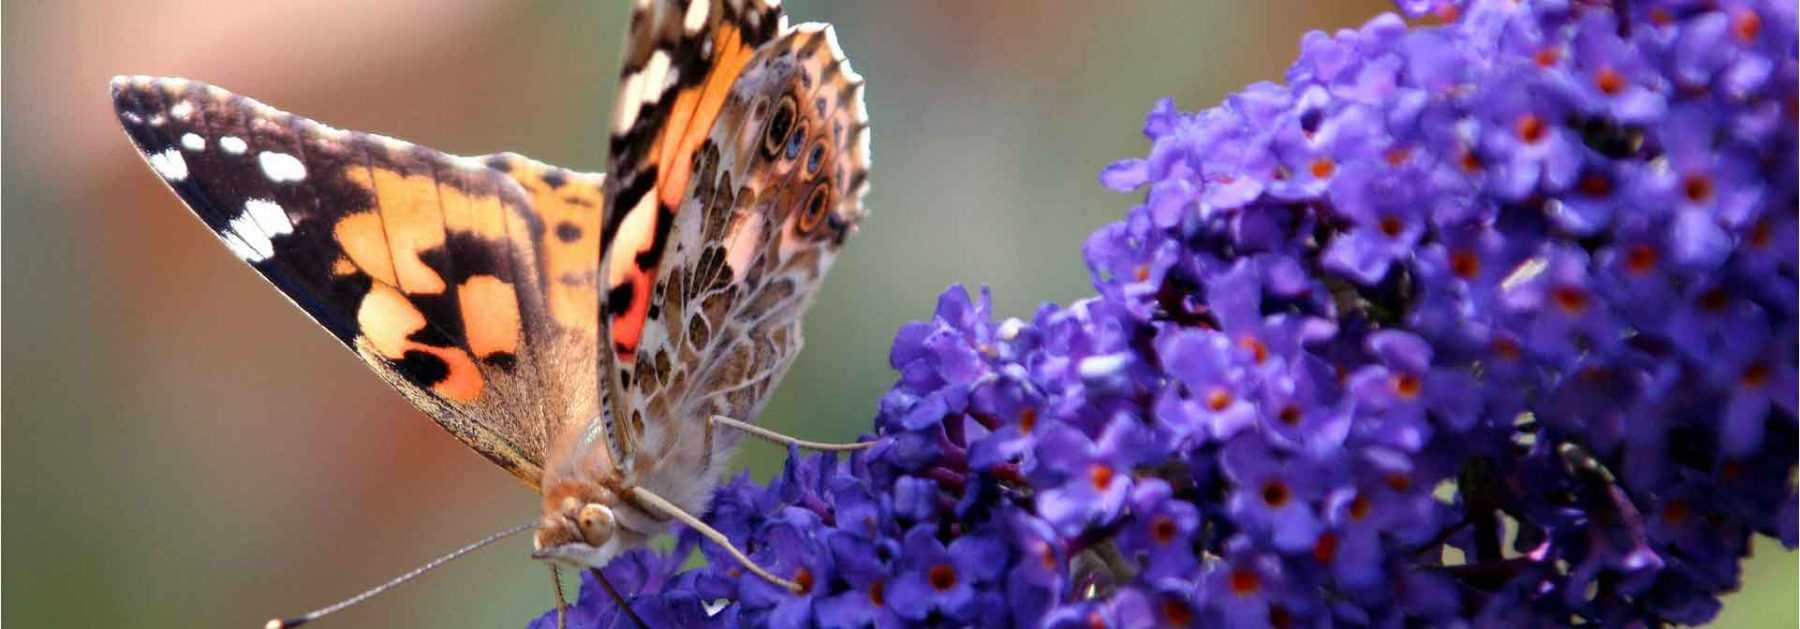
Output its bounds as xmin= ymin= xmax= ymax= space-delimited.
xmin=258 ymin=151 xmax=307 ymax=183
xmin=169 ymin=100 xmax=194 ymax=120
xmin=243 ymin=198 xmax=294 ymax=237
xmin=218 ymin=233 xmax=264 ymax=262
xmin=226 ymin=215 xmax=275 ymax=262
xmin=225 ymin=198 xmax=293 ymax=263
xmin=220 ymin=136 xmax=247 ymax=155
xmin=683 ymin=0 xmax=710 ymax=33
xmin=615 ymin=50 xmax=672 ymax=134
xmin=149 ymin=148 xmax=188 ymax=181
xmin=644 ymin=49 xmax=674 ymax=100
xmin=181 ymin=133 xmax=205 ymax=151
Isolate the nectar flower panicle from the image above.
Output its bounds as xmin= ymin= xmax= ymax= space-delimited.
xmin=536 ymin=1 xmax=1795 ymax=626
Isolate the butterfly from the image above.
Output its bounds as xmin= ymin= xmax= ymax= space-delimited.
xmin=110 ymin=0 xmax=869 ymax=619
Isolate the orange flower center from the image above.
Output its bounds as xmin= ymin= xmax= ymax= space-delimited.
xmin=1515 ymin=114 xmax=1547 ymax=144
xmin=1151 ymin=514 xmax=1179 ymax=545
xmin=1741 ymin=362 xmax=1771 ymax=388
xmin=1309 ymin=158 xmax=1336 ymax=179
xmin=1261 ymin=480 xmax=1291 ymax=507
xmin=1750 ymin=219 xmax=1773 ymax=249
xmin=1697 ymin=288 xmax=1730 ymax=314
xmin=1240 ymin=336 xmax=1270 ymax=364
xmin=1458 ymin=147 xmax=1483 ymax=172
xmin=1278 ymin=404 xmax=1303 ymax=426
xmin=1161 ymin=598 xmax=1196 ymax=625
xmin=1553 ymin=286 xmax=1590 ymax=314
xmin=1312 ymin=532 xmax=1340 ymax=564
xmin=1734 ymin=9 xmax=1762 ymax=42
xmin=1624 ymin=244 xmax=1658 ymax=275
xmin=1230 ymin=568 xmax=1262 ymax=596
xmin=1682 ymin=173 xmax=1715 ymax=204
xmin=1577 ymin=172 xmax=1613 ymax=197
xmin=868 ymin=578 xmax=887 ymax=607
xmin=1089 ymin=463 xmax=1115 ymax=491
xmin=1379 ymin=215 xmax=1405 ymax=238
xmin=1392 ymin=373 xmax=1422 ymax=399
xmin=1594 ymin=67 xmax=1624 ymax=95
xmin=1533 ymin=47 xmax=1560 ymax=68
xmin=928 ymin=563 xmax=958 ymax=592
xmin=1206 ymin=388 xmax=1235 ymax=412
xmin=1385 ymin=472 xmax=1412 ymax=492
xmin=1491 ymin=337 xmax=1521 ymax=361
xmin=1383 ymin=146 xmax=1413 ymax=166
xmin=1662 ymin=499 xmax=1691 ymax=525
xmin=795 ymin=566 xmax=816 ymax=594
xmin=1449 ymin=249 xmax=1481 ymax=279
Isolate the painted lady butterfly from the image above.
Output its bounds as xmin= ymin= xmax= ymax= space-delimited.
xmin=112 ymin=0 xmax=869 ymax=622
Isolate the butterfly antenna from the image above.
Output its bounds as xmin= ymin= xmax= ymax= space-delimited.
xmin=265 ymin=520 xmax=536 ymax=628
xmin=709 ymin=415 xmax=874 ymax=452
xmin=628 ymin=485 xmax=801 ymax=592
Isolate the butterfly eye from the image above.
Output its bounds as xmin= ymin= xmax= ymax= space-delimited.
xmin=576 ymin=503 xmax=615 ymax=547
xmin=805 ymin=140 xmax=828 ymax=178
xmin=762 ymin=95 xmax=797 ymax=159
xmin=798 ymin=181 xmax=832 ymax=234
xmin=784 ymin=119 xmax=808 ymax=162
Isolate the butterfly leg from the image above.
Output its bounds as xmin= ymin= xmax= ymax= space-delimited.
xmin=628 ymin=485 xmax=804 ymax=593
xmin=708 ymin=415 xmax=875 ymax=452
xmin=589 ymin=567 xmax=648 ymax=629
xmin=549 ymin=565 xmax=567 ymax=629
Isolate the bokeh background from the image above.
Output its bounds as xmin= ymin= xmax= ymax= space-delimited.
xmin=4 ymin=2 xmax=1793 ymax=627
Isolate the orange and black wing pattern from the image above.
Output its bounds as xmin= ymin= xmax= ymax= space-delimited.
xmin=600 ymin=0 xmax=785 ymax=365
xmin=111 ymin=76 xmax=603 ymax=487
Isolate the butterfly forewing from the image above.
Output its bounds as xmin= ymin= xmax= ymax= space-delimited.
xmin=111 ymin=77 xmax=605 ymax=487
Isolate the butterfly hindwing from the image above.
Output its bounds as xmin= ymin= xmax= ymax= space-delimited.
xmin=111 ymin=77 xmax=603 ymax=488
xmin=589 ymin=0 xmax=871 ymax=511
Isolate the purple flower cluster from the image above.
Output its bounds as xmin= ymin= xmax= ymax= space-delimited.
xmin=534 ymin=0 xmax=1795 ymax=626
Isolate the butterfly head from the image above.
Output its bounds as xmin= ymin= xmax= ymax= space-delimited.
xmin=531 ymin=483 xmax=644 ymax=569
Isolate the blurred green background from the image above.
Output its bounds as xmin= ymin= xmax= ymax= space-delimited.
xmin=3 ymin=2 xmax=1792 ymax=627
